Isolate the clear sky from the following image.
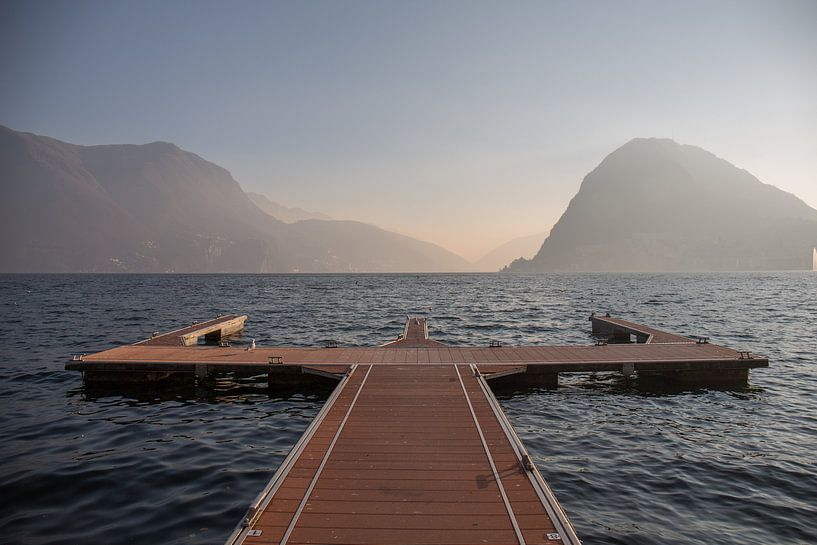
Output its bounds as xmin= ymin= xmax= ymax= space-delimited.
xmin=2 ymin=0 xmax=815 ymax=260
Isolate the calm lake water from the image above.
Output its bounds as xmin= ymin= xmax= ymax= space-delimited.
xmin=0 ymin=273 xmax=815 ymax=545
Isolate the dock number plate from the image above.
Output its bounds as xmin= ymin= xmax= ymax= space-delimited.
xmin=546 ymin=533 xmax=562 ymax=541
xmin=247 ymin=529 xmax=262 ymax=536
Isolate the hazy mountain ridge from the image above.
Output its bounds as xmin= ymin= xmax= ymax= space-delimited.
xmin=0 ymin=125 xmax=468 ymax=272
xmin=246 ymin=192 xmax=331 ymax=223
xmin=280 ymin=220 xmax=471 ymax=273
xmin=474 ymin=231 xmax=549 ymax=272
xmin=507 ymin=138 xmax=817 ymax=272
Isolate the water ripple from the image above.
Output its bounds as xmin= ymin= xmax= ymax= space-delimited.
xmin=0 ymin=272 xmax=815 ymax=544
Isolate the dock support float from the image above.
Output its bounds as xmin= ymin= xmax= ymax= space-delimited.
xmin=637 ymin=368 xmax=750 ymax=387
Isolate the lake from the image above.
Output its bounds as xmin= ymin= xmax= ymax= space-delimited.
xmin=1 ymin=273 xmax=815 ymax=544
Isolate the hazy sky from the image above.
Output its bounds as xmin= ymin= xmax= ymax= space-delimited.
xmin=2 ymin=1 xmax=816 ymax=260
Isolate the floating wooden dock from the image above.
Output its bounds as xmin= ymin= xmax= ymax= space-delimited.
xmin=139 ymin=314 xmax=247 ymax=346
xmin=67 ymin=314 xmax=766 ymax=387
xmin=66 ymin=314 xmax=767 ymax=544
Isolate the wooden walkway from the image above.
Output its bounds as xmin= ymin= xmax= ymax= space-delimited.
xmin=66 ymin=314 xmax=768 ymax=545
xmin=382 ymin=317 xmax=446 ymax=348
xmin=589 ymin=314 xmax=694 ymax=344
xmin=70 ymin=342 xmax=758 ymax=370
xmin=138 ymin=314 xmax=247 ymax=346
xmin=231 ymin=362 xmax=577 ymax=545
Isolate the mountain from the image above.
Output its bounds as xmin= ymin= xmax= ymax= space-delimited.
xmin=506 ymin=138 xmax=817 ymax=272
xmin=280 ymin=220 xmax=471 ymax=273
xmin=0 ymin=125 xmax=469 ymax=272
xmin=246 ymin=191 xmax=331 ymax=223
xmin=474 ymin=231 xmax=549 ymax=272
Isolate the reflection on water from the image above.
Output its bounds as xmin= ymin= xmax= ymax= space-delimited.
xmin=0 ymin=273 xmax=815 ymax=544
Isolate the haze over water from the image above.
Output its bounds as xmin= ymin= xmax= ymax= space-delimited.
xmin=1 ymin=273 xmax=815 ymax=545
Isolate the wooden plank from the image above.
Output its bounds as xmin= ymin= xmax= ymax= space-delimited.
xmin=230 ymin=363 xmax=576 ymax=545
xmin=68 ymin=344 xmax=768 ymax=371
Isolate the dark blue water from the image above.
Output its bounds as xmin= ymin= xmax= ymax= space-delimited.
xmin=1 ymin=273 xmax=815 ymax=545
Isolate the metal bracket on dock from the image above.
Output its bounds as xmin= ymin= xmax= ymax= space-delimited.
xmin=219 ymin=340 xmax=231 ymax=347
xmin=489 ymin=340 xmax=503 ymax=348
xmin=692 ymin=335 xmax=710 ymax=344
xmin=242 ymin=506 xmax=257 ymax=526
xmin=246 ymin=530 xmax=262 ymax=537
xmin=594 ymin=338 xmax=608 ymax=346
xmin=268 ymin=356 xmax=284 ymax=364
xmin=70 ymin=354 xmax=84 ymax=362
xmin=739 ymin=351 xmax=754 ymax=359
xmin=521 ymin=454 xmax=535 ymax=471
xmin=324 ymin=339 xmax=339 ymax=348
